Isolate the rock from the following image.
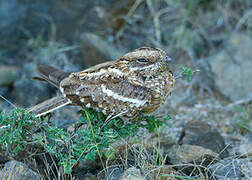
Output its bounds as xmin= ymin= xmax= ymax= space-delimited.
xmin=50 ymin=106 xmax=80 ymax=129
xmin=0 ymin=160 xmax=40 ymax=180
xmin=208 ymin=158 xmax=247 ymax=179
xmin=76 ymin=159 xmax=102 ymax=175
xmin=178 ymin=120 xmax=228 ymax=158
xmin=0 ymin=153 xmax=8 ymax=164
xmin=143 ymin=133 xmax=176 ymax=153
xmin=75 ymin=173 xmax=96 ymax=180
xmin=119 ymin=167 xmax=144 ymax=180
xmin=166 ymin=144 xmax=219 ymax=165
xmin=80 ymin=32 xmax=124 ymax=67
xmin=238 ymin=133 xmax=252 ymax=157
xmin=240 ymin=158 xmax=252 ymax=179
xmin=0 ymin=86 xmax=14 ymax=112
xmin=0 ymin=66 xmax=19 ymax=86
xmin=209 ymin=33 xmax=252 ymax=101
xmin=166 ymin=144 xmax=219 ymax=174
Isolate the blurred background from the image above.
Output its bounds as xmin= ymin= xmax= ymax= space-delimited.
xmin=0 ymin=0 xmax=252 ymax=127
xmin=1 ymin=1 xmax=252 ymax=179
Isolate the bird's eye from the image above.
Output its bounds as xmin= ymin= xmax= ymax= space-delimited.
xmin=137 ymin=58 xmax=148 ymax=63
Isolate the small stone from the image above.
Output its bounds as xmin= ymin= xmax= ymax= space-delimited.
xmin=178 ymin=120 xmax=228 ymax=158
xmin=119 ymin=167 xmax=144 ymax=180
xmin=166 ymin=144 xmax=219 ymax=174
xmin=76 ymin=159 xmax=102 ymax=175
xmin=0 ymin=160 xmax=40 ymax=180
xmin=0 ymin=86 xmax=13 ymax=112
xmin=238 ymin=133 xmax=252 ymax=157
xmin=166 ymin=144 xmax=219 ymax=165
xmin=208 ymin=159 xmax=243 ymax=179
xmin=240 ymin=158 xmax=252 ymax=179
xmin=0 ymin=66 xmax=19 ymax=86
xmin=67 ymin=124 xmax=75 ymax=133
xmin=75 ymin=173 xmax=96 ymax=180
xmin=0 ymin=153 xmax=8 ymax=164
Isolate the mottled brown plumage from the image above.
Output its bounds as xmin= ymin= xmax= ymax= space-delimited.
xmin=27 ymin=47 xmax=175 ymax=119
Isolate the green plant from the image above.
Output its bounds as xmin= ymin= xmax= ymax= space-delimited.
xmin=0 ymin=108 xmax=39 ymax=154
xmin=0 ymin=107 xmax=170 ymax=175
xmin=47 ymin=108 xmax=170 ymax=174
xmin=233 ymin=105 xmax=252 ymax=133
xmin=181 ymin=67 xmax=196 ymax=82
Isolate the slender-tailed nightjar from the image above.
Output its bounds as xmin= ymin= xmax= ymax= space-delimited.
xmin=27 ymin=47 xmax=175 ymax=119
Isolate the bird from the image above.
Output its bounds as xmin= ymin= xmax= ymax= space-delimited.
xmin=27 ymin=47 xmax=175 ymax=119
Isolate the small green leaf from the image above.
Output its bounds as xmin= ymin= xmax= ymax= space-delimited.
xmin=85 ymin=150 xmax=97 ymax=161
xmin=181 ymin=67 xmax=195 ymax=82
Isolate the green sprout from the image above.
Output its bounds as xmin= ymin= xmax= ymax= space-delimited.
xmin=0 ymin=106 xmax=171 ymax=175
xmin=181 ymin=67 xmax=196 ymax=82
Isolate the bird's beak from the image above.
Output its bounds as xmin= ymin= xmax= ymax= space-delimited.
xmin=162 ymin=56 xmax=173 ymax=62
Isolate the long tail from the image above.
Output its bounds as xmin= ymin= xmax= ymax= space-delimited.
xmin=27 ymin=65 xmax=72 ymax=117
xmin=26 ymin=95 xmax=71 ymax=118
xmin=35 ymin=65 xmax=71 ymax=87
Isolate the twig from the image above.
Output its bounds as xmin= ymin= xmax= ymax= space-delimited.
xmin=226 ymin=94 xmax=252 ymax=109
xmin=235 ymin=9 xmax=252 ymax=32
xmin=115 ymin=0 xmax=144 ymax=48
xmin=146 ymin=0 xmax=161 ymax=43
xmin=127 ymin=0 xmax=144 ymax=17
xmin=0 ymin=95 xmax=16 ymax=108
